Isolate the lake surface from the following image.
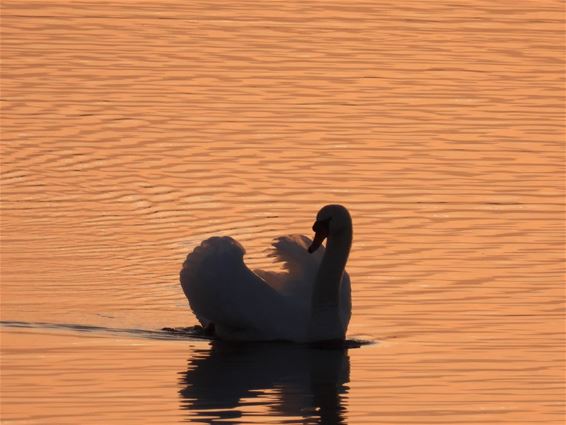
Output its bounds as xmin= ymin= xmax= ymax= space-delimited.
xmin=1 ymin=1 xmax=564 ymax=423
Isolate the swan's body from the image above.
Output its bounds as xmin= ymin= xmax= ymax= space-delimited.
xmin=180 ymin=205 xmax=352 ymax=342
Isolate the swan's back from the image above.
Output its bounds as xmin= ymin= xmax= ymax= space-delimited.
xmin=180 ymin=235 xmax=350 ymax=342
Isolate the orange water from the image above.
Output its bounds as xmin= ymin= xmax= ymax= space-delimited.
xmin=1 ymin=1 xmax=564 ymax=423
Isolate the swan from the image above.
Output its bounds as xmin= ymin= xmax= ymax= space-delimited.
xmin=180 ymin=204 xmax=352 ymax=342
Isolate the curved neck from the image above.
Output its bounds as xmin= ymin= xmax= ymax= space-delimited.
xmin=309 ymin=224 xmax=352 ymax=340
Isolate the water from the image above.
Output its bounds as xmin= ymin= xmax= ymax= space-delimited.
xmin=1 ymin=0 xmax=564 ymax=423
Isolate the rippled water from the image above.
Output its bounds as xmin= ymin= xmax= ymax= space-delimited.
xmin=1 ymin=1 xmax=564 ymax=423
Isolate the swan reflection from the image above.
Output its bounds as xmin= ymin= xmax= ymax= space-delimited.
xmin=179 ymin=341 xmax=350 ymax=423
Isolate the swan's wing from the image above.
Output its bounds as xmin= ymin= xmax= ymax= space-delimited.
xmin=255 ymin=234 xmax=351 ymax=326
xmin=254 ymin=235 xmax=322 ymax=296
xmin=180 ymin=236 xmax=290 ymax=337
xmin=269 ymin=235 xmax=323 ymax=276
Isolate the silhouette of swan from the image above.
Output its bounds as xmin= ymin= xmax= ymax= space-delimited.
xmin=180 ymin=204 xmax=352 ymax=342
xmin=179 ymin=341 xmax=350 ymax=424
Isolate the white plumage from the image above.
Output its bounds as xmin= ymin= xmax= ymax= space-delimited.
xmin=180 ymin=205 xmax=353 ymax=342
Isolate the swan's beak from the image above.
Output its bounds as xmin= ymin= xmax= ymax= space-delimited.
xmin=308 ymin=220 xmax=329 ymax=253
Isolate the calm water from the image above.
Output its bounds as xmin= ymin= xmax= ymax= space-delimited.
xmin=1 ymin=0 xmax=564 ymax=423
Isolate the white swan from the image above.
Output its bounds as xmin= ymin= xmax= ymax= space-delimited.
xmin=180 ymin=204 xmax=352 ymax=342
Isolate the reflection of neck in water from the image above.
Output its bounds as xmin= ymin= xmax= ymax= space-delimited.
xmin=179 ymin=342 xmax=350 ymax=423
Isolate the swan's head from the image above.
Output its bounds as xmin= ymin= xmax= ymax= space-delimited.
xmin=308 ymin=204 xmax=352 ymax=253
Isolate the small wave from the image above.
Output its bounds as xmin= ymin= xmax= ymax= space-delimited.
xmin=0 ymin=320 xmax=207 ymax=341
xmin=1 ymin=321 xmax=375 ymax=347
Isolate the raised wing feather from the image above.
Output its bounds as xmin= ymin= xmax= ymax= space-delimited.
xmin=255 ymin=235 xmax=351 ymax=329
xmin=180 ymin=237 xmax=300 ymax=340
xmin=255 ymin=235 xmax=323 ymax=296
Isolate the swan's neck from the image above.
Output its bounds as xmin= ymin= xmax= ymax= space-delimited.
xmin=309 ymin=227 xmax=352 ymax=341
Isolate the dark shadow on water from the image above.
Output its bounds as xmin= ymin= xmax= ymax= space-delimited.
xmin=2 ymin=319 xmax=365 ymax=423
xmin=179 ymin=341 xmax=352 ymax=424
xmin=2 ymin=321 xmax=369 ymax=422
